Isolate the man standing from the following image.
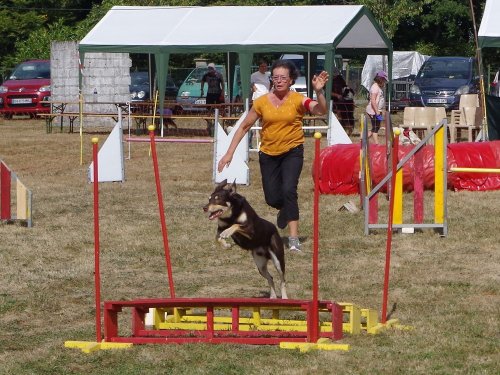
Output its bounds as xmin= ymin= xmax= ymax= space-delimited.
xmin=201 ymin=63 xmax=225 ymax=104
xmin=251 ymin=59 xmax=271 ymax=101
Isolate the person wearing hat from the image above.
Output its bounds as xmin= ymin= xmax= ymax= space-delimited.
xmin=365 ymin=70 xmax=388 ymax=144
xmin=201 ymin=63 xmax=225 ymax=105
xmin=201 ymin=63 xmax=225 ymax=136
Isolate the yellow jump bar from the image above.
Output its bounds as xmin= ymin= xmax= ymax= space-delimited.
xmin=450 ymin=167 xmax=500 ymax=174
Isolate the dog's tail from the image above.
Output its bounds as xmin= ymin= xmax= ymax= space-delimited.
xmin=270 ymin=233 xmax=285 ymax=274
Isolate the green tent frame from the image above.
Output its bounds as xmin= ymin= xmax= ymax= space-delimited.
xmin=79 ymin=5 xmax=393 ymax=116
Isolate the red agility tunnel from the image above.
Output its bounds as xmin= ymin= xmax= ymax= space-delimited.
xmin=317 ymin=141 xmax=500 ymax=195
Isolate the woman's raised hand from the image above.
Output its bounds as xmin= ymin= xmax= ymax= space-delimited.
xmin=312 ymin=71 xmax=329 ymax=91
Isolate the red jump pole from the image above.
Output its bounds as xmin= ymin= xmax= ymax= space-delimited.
xmin=381 ymin=129 xmax=400 ymax=324
xmin=148 ymin=125 xmax=176 ymax=298
xmin=309 ymin=132 xmax=322 ymax=342
xmin=91 ymin=137 xmax=102 ymax=342
xmin=413 ymin=148 xmax=424 ymax=224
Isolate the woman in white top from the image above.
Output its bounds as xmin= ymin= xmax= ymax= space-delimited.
xmin=365 ymin=70 xmax=388 ymax=144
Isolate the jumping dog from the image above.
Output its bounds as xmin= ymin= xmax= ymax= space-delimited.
xmin=203 ymin=180 xmax=287 ymax=299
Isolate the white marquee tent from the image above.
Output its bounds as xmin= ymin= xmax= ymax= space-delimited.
xmin=79 ymin=5 xmax=393 ymax=109
xmin=478 ymin=0 xmax=500 ymax=49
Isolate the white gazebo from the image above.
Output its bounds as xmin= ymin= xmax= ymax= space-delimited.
xmin=79 ymin=5 xmax=393 ymax=111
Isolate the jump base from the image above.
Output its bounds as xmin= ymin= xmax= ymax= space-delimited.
xmin=104 ymin=297 xmax=346 ymax=345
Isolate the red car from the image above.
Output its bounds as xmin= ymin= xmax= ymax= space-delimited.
xmin=0 ymin=60 xmax=51 ymax=118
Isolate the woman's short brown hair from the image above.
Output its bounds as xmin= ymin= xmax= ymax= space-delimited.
xmin=271 ymin=59 xmax=299 ymax=85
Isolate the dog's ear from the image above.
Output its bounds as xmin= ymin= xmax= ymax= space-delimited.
xmin=215 ymin=179 xmax=228 ymax=191
xmin=224 ymin=181 xmax=236 ymax=195
xmin=231 ymin=179 xmax=237 ymax=193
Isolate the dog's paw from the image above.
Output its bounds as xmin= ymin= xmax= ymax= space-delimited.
xmin=217 ymin=237 xmax=232 ymax=249
xmin=219 ymin=227 xmax=235 ymax=239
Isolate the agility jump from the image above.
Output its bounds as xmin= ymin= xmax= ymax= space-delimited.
xmin=0 ymin=160 xmax=32 ymax=227
xmin=66 ymin=128 xmax=409 ymax=354
xmin=361 ymin=119 xmax=448 ymax=236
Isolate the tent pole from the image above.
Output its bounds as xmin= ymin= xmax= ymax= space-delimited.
xmin=238 ymin=52 xmax=253 ymax=107
xmin=227 ymin=52 xmax=231 ymax=103
xmin=469 ymin=0 xmax=488 ymax=140
xmin=148 ymin=54 xmax=153 ymax=104
xmin=154 ymin=53 xmax=170 ymax=137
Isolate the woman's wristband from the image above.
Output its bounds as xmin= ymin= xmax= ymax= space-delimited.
xmin=315 ymin=89 xmax=325 ymax=96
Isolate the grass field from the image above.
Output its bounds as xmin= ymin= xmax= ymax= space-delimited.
xmin=0 ymin=117 xmax=499 ymax=375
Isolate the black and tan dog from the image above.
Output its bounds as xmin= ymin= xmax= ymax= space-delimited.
xmin=203 ymin=179 xmax=287 ymax=299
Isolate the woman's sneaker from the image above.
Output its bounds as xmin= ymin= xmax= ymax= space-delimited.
xmin=288 ymin=237 xmax=302 ymax=252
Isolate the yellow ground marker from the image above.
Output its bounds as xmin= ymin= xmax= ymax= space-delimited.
xmin=367 ymin=319 xmax=414 ymax=334
xmin=280 ymin=338 xmax=350 ymax=352
xmin=64 ymin=341 xmax=132 ymax=354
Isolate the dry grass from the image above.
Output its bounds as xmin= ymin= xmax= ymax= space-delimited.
xmin=0 ymin=117 xmax=499 ymax=375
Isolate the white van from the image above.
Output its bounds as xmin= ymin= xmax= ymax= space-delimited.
xmin=279 ymin=54 xmax=323 ymax=96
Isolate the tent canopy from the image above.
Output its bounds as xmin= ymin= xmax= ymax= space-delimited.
xmin=79 ymin=5 xmax=392 ymax=105
xmin=478 ymin=0 xmax=500 ymax=49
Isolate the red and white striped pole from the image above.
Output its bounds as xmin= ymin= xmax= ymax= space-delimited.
xmin=148 ymin=125 xmax=176 ymax=298
xmin=91 ymin=137 xmax=102 ymax=342
xmin=381 ymin=129 xmax=400 ymax=324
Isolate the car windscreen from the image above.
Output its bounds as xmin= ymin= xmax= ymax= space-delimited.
xmin=131 ymin=72 xmax=149 ymax=85
xmin=417 ymin=59 xmax=471 ymax=80
xmin=185 ymin=68 xmax=208 ymax=84
xmin=10 ymin=62 xmax=50 ymax=80
xmin=183 ymin=67 xmax=226 ymax=85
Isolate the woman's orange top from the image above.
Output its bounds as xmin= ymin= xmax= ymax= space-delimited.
xmin=252 ymin=91 xmax=305 ymax=156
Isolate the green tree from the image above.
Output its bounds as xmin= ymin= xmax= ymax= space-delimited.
xmin=0 ymin=0 xmax=95 ymax=77
xmin=0 ymin=3 xmax=44 ymax=75
xmin=356 ymin=0 xmax=433 ymax=39
xmin=392 ymin=0 xmax=479 ymax=56
xmin=2 ymin=0 xmax=495 ymax=77
xmin=13 ymin=19 xmax=80 ymax=62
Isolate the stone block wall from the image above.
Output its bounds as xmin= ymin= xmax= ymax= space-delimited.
xmin=50 ymin=41 xmax=131 ymax=127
